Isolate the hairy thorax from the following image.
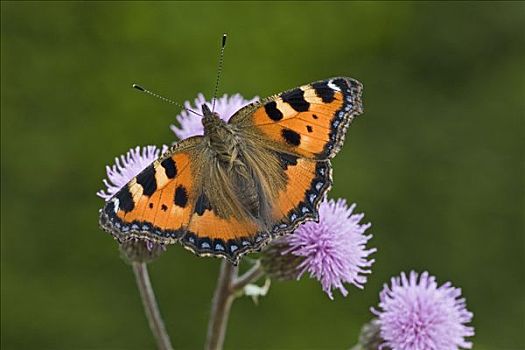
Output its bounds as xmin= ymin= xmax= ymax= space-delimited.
xmin=201 ymin=112 xmax=266 ymax=222
xmin=202 ymin=114 xmax=241 ymax=167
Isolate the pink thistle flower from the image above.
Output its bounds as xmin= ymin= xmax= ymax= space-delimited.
xmin=283 ymin=198 xmax=376 ymax=299
xmin=170 ymin=93 xmax=258 ymax=140
xmin=97 ymin=145 xmax=168 ymax=201
xmin=373 ymin=271 xmax=475 ymax=350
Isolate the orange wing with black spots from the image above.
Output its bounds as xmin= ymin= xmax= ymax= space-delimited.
xmin=99 ymin=137 xmax=202 ymax=244
xmin=230 ymin=77 xmax=363 ymax=159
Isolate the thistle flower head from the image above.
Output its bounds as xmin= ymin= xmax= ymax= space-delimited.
xmin=373 ymin=271 xmax=475 ymax=350
xmin=264 ymin=198 xmax=375 ymax=299
xmin=355 ymin=319 xmax=384 ymax=350
xmin=170 ymin=93 xmax=258 ymax=140
xmin=261 ymin=239 xmax=305 ymax=281
xmin=119 ymin=237 xmax=167 ymax=264
xmin=97 ymin=145 xmax=168 ymax=200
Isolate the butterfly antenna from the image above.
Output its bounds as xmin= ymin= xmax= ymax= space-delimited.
xmin=132 ymin=84 xmax=202 ymax=117
xmin=211 ymin=33 xmax=227 ymax=112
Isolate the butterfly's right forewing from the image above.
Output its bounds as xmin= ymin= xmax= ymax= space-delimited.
xmin=230 ymin=77 xmax=363 ymax=160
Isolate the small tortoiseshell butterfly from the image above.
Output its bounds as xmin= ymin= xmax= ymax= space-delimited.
xmin=99 ymin=77 xmax=363 ymax=264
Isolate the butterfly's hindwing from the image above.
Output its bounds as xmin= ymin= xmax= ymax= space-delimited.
xmin=269 ymin=155 xmax=332 ymax=236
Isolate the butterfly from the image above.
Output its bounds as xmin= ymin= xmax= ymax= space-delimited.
xmin=99 ymin=77 xmax=363 ymax=264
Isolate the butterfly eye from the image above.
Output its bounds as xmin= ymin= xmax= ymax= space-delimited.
xmin=202 ymin=103 xmax=212 ymax=116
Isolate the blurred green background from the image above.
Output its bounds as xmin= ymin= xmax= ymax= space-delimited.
xmin=2 ymin=1 xmax=524 ymax=349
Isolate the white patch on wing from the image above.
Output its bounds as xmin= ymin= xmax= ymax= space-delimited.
xmin=328 ymin=80 xmax=341 ymax=91
xmin=112 ymin=198 xmax=120 ymax=213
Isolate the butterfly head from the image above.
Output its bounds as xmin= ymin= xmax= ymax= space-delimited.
xmin=201 ymin=103 xmax=219 ymax=119
xmin=201 ymin=103 xmax=224 ymax=131
xmin=200 ymin=103 xmax=239 ymax=161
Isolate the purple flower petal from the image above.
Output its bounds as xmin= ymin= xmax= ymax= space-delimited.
xmin=372 ymin=271 xmax=475 ymax=350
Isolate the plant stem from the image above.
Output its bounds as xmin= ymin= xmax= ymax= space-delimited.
xmin=205 ymin=259 xmax=267 ymax=350
xmin=132 ymin=262 xmax=174 ymax=350
xmin=231 ymin=261 xmax=265 ymax=292
xmin=205 ymin=260 xmax=238 ymax=350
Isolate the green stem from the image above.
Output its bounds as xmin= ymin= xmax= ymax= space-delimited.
xmin=231 ymin=261 xmax=264 ymax=292
xmin=205 ymin=260 xmax=266 ymax=350
xmin=205 ymin=260 xmax=238 ymax=350
xmin=132 ymin=262 xmax=173 ymax=350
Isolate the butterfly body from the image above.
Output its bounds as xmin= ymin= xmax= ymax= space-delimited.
xmin=100 ymin=77 xmax=363 ymax=264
